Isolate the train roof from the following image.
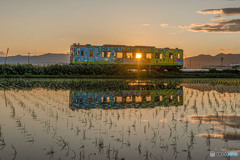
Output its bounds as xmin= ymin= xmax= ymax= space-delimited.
xmin=71 ymin=43 xmax=182 ymax=50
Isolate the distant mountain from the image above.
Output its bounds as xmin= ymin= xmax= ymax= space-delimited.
xmin=184 ymin=53 xmax=240 ymax=69
xmin=0 ymin=52 xmax=239 ymax=67
xmin=0 ymin=53 xmax=70 ymax=65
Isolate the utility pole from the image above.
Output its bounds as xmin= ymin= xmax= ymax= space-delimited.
xmin=28 ymin=53 xmax=31 ymax=64
xmin=4 ymin=48 xmax=9 ymax=65
xmin=221 ymin=57 xmax=224 ymax=69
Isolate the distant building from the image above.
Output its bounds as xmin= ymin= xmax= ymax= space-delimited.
xmin=202 ymin=66 xmax=232 ymax=69
xmin=230 ymin=64 xmax=240 ymax=69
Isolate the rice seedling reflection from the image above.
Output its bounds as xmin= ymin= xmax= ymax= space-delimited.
xmin=0 ymin=79 xmax=239 ymax=160
xmin=189 ymin=114 xmax=240 ymax=129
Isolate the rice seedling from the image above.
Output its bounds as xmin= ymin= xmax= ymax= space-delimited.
xmin=0 ymin=78 xmax=239 ymax=160
xmin=138 ymin=142 xmax=142 ymax=154
xmin=97 ymin=137 xmax=104 ymax=152
xmin=46 ymin=145 xmax=55 ymax=159
xmin=0 ymin=125 xmax=6 ymax=150
xmin=11 ymin=144 xmax=17 ymax=160
xmin=55 ymin=136 xmax=71 ymax=158
xmin=82 ymin=129 xmax=86 ymax=140
xmin=186 ymin=143 xmax=192 ymax=160
xmin=79 ymin=148 xmax=85 ymax=160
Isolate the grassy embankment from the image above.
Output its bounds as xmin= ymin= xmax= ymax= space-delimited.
xmin=0 ymin=64 xmax=239 ymax=78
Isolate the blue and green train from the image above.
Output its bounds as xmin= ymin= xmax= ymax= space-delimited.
xmin=69 ymin=89 xmax=183 ymax=110
xmin=70 ymin=43 xmax=183 ymax=70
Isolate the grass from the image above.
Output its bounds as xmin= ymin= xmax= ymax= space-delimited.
xmin=0 ymin=64 xmax=239 ymax=78
xmin=0 ymin=77 xmax=239 ymax=92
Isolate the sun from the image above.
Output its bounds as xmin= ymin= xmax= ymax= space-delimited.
xmin=136 ymin=53 xmax=142 ymax=58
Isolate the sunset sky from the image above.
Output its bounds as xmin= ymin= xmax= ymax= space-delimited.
xmin=0 ymin=0 xmax=240 ymax=57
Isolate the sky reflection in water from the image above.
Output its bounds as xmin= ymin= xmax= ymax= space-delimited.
xmin=0 ymin=79 xmax=239 ymax=160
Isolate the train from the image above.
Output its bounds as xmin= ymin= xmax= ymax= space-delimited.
xmin=69 ymin=89 xmax=183 ymax=110
xmin=70 ymin=43 xmax=183 ymax=71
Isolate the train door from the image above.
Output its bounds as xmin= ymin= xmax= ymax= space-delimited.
xmin=87 ymin=49 xmax=94 ymax=62
xmin=79 ymin=48 xmax=85 ymax=62
xmin=169 ymin=52 xmax=174 ymax=65
xmin=174 ymin=51 xmax=179 ymax=65
xmin=166 ymin=50 xmax=174 ymax=66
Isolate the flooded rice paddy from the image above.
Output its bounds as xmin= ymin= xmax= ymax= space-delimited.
xmin=0 ymin=79 xmax=239 ymax=160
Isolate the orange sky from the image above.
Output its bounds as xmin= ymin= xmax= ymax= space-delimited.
xmin=0 ymin=0 xmax=240 ymax=57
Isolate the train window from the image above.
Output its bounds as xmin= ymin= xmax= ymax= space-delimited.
xmin=160 ymin=53 xmax=163 ymax=59
xmin=126 ymin=53 xmax=133 ymax=58
xmin=88 ymin=98 xmax=93 ymax=104
xmin=178 ymin=53 xmax=180 ymax=59
xmin=77 ymin=51 xmax=79 ymax=56
xmin=102 ymin=51 xmax=111 ymax=58
xmin=155 ymin=53 xmax=160 ymax=59
xmin=80 ymin=98 xmax=83 ymax=104
xmin=126 ymin=96 xmax=132 ymax=103
xmin=136 ymin=53 xmax=142 ymax=59
xmin=89 ymin=50 xmax=94 ymax=57
xmin=135 ymin=96 xmax=142 ymax=103
xmin=146 ymin=96 xmax=151 ymax=102
xmin=146 ymin=53 xmax=151 ymax=59
xmin=169 ymin=53 xmax=173 ymax=59
xmin=81 ymin=51 xmax=84 ymax=56
xmin=102 ymin=97 xmax=110 ymax=103
xmin=115 ymin=52 xmax=123 ymax=58
xmin=115 ymin=97 xmax=122 ymax=103
xmin=169 ymin=95 xmax=173 ymax=102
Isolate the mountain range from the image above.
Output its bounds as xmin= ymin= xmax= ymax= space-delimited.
xmin=183 ymin=53 xmax=240 ymax=69
xmin=0 ymin=53 xmax=70 ymax=65
xmin=0 ymin=53 xmax=239 ymax=68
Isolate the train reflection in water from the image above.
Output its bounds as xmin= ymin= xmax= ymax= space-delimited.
xmin=69 ymin=88 xmax=183 ymax=110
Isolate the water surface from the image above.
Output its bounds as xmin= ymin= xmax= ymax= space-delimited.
xmin=0 ymin=79 xmax=239 ymax=160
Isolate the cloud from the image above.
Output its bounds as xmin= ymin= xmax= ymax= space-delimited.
xmin=160 ymin=24 xmax=168 ymax=27
xmin=181 ymin=19 xmax=240 ymax=32
xmin=142 ymin=24 xmax=150 ymax=26
xmin=198 ymin=7 xmax=240 ymax=15
xmin=182 ymin=6 xmax=240 ymax=33
xmin=218 ymin=48 xmax=232 ymax=53
xmin=34 ymin=48 xmax=45 ymax=52
xmin=205 ymin=49 xmax=212 ymax=52
xmin=189 ymin=114 xmax=240 ymax=129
